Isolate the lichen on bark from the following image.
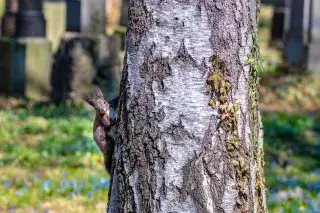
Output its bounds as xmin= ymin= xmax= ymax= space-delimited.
xmin=205 ymin=55 xmax=251 ymax=212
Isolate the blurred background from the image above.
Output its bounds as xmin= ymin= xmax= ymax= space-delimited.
xmin=0 ymin=0 xmax=319 ymax=212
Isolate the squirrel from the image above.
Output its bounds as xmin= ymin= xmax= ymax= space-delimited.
xmin=82 ymin=86 xmax=119 ymax=173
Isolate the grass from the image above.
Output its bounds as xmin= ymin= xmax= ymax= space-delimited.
xmin=263 ymin=112 xmax=320 ymax=212
xmin=1 ymin=100 xmax=319 ymax=212
xmin=0 ymin=101 xmax=109 ymax=213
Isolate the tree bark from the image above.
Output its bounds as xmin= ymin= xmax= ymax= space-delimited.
xmin=108 ymin=0 xmax=267 ymax=213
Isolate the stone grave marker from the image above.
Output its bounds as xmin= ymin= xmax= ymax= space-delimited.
xmin=307 ymin=0 xmax=320 ymax=74
xmin=0 ymin=0 xmax=52 ymax=100
xmin=44 ymin=0 xmax=67 ymax=52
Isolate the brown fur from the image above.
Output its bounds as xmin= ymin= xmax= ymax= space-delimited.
xmin=82 ymin=86 xmax=116 ymax=173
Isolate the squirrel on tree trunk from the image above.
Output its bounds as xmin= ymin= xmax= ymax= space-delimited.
xmin=82 ymin=86 xmax=118 ymax=173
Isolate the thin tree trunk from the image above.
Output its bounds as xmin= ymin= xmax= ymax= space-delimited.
xmin=108 ymin=0 xmax=267 ymax=213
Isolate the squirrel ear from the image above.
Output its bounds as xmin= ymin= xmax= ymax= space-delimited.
xmin=82 ymin=93 xmax=94 ymax=106
xmin=93 ymin=85 xmax=104 ymax=99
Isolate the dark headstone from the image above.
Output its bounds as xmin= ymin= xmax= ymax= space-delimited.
xmin=44 ymin=0 xmax=66 ymax=2
xmin=51 ymin=34 xmax=122 ymax=103
xmin=271 ymin=8 xmax=285 ymax=41
xmin=51 ymin=36 xmax=96 ymax=103
xmin=66 ymin=0 xmax=81 ymax=32
xmin=19 ymin=0 xmax=43 ymax=11
xmin=15 ymin=0 xmax=46 ymax=37
xmin=261 ymin=0 xmax=285 ymax=7
xmin=284 ymin=0 xmax=306 ymax=68
xmin=0 ymin=38 xmax=26 ymax=97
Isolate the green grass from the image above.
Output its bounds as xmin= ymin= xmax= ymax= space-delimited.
xmin=0 ymin=101 xmax=319 ymax=212
xmin=263 ymin=112 xmax=320 ymax=212
xmin=0 ymin=102 xmax=109 ymax=213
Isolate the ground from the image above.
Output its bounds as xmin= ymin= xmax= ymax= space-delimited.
xmin=0 ymin=4 xmax=320 ymax=213
xmin=0 ymin=102 xmax=109 ymax=213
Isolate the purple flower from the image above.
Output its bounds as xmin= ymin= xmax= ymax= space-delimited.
xmin=41 ymin=181 xmax=52 ymax=193
xmin=34 ymin=172 xmax=40 ymax=182
xmin=4 ymin=180 xmax=10 ymax=189
xmin=10 ymin=206 xmax=16 ymax=212
xmin=16 ymin=188 xmax=28 ymax=197
xmin=62 ymin=171 xmax=68 ymax=178
xmin=87 ymin=191 xmax=93 ymax=197
xmin=69 ymin=193 xmax=75 ymax=199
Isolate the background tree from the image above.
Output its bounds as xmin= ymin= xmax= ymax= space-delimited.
xmin=109 ymin=0 xmax=267 ymax=212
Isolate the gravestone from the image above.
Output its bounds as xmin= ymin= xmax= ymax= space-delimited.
xmin=51 ymin=35 xmax=96 ymax=103
xmin=271 ymin=7 xmax=286 ymax=41
xmin=1 ymin=0 xmax=18 ymax=37
xmin=66 ymin=0 xmax=106 ymax=34
xmin=307 ymin=0 xmax=320 ymax=74
xmin=106 ymin=0 xmax=122 ymax=35
xmin=261 ymin=0 xmax=285 ymax=7
xmin=258 ymin=0 xmax=320 ymax=73
xmin=22 ymin=38 xmax=52 ymax=100
xmin=0 ymin=38 xmax=52 ymax=100
xmin=15 ymin=0 xmax=46 ymax=37
xmin=44 ymin=0 xmax=66 ymax=52
xmin=66 ymin=0 xmax=81 ymax=32
xmin=81 ymin=0 xmax=106 ymax=34
xmin=283 ymin=0 xmax=306 ymax=68
xmin=0 ymin=0 xmax=52 ymax=100
xmin=0 ymin=38 xmax=25 ymax=97
xmin=51 ymin=34 xmax=122 ymax=103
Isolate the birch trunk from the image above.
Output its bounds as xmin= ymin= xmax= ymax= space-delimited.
xmin=108 ymin=0 xmax=267 ymax=212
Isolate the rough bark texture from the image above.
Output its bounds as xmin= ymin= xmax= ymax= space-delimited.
xmin=108 ymin=0 xmax=267 ymax=213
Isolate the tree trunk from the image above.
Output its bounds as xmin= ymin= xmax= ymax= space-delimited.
xmin=108 ymin=0 xmax=267 ymax=213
